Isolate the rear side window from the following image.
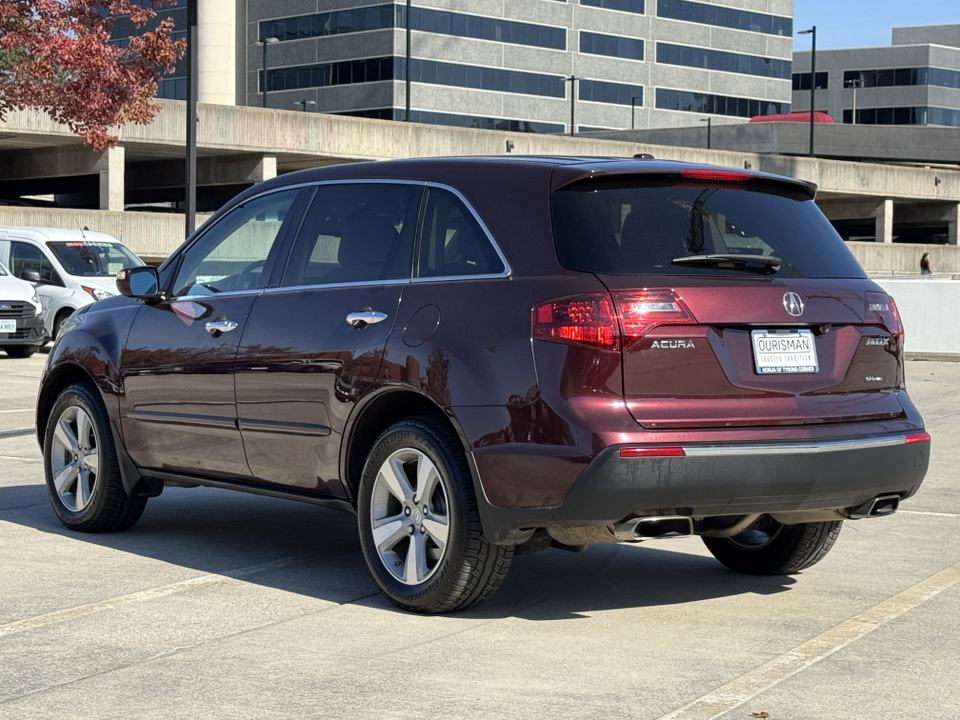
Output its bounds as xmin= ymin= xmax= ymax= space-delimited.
xmin=551 ymin=179 xmax=866 ymax=278
xmin=417 ymin=188 xmax=505 ymax=278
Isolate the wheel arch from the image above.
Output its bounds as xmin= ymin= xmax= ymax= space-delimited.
xmin=342 ymin=387 xmax=477 ymax=505
xmin=36 ymin=362 xmax=100 ymax=446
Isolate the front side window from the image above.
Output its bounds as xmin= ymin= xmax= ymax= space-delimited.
xmin=417 ymin=188 xmax=505 ymax=278
xmin=9 ymin=241 xmax=61 ymax=285
xmin=46 ymin=241 xmax=142 ymax=277
xmin=282 ymin=182 xmax=419 ymax=287
xmin=172 ymin=189 xmax=302 ymax=297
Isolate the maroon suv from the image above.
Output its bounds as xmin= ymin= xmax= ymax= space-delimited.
xmin=36 ymin=156 xmax=930 ymax=613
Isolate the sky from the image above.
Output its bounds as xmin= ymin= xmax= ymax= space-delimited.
xmin=793 ymin=0 xmax=960 ymax=49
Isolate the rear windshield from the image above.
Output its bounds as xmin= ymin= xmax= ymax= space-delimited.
xmin=46 ymin=241 xmax=142 ymax=277
xmin=551 ymin=179 xmax=866 ymax=278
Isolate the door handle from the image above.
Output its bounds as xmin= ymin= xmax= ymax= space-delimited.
xmin=346 ymin=310 xmax=388 ymax=328
xmin=206 ymin=319 xmax=238 ymax=336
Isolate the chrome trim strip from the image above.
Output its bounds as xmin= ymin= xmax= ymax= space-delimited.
xmin=176 ymin=289 xmax=264 ymax=301
xmin=681 ymin=435 xmax=907 ymax=457
xmin=128 ymin=410 xmax=237 ymax=430
xmin=262 ymin=279 xmax=409 ymax=293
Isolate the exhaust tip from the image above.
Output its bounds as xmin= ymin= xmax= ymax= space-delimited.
xmin=614 ymin=516 xmax=694 ymax=542
xmin=850 ymin=494 xmax=900 ymax=519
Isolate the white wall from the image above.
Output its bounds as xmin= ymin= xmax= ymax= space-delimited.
xmin=873 ymin=278 xmax=960 ymax=355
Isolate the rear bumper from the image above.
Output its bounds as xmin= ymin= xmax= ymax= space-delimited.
xmin=477 ymin=433 xmax=930 ymax=544
xmin=0 ymin=313 xmax=46 ymax=347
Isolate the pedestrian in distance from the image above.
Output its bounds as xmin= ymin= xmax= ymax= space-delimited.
xmin=920 ymin=252 xmax=932 ymax=275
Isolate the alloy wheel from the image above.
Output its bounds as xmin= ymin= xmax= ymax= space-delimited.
xmin=369 ymin=448 xmax=450 ymax=586
xmin=49 ymin=405 xmax=100 ymax=512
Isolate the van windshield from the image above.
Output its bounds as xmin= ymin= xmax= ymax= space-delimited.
xmin=551 ymin=178 xmax=866 ymax=278
xmin=46 ymin=241 xmax=142 ymax=277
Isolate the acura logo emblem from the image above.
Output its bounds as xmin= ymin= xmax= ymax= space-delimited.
xmin=783 ymin=292 xmax=805 ymax=317
xmin=0 ymin=304 xmax=11 ymax=311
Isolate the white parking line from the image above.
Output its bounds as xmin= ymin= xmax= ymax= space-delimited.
xmin=656 ymin=560 xmax=960 ymax=720
xmin=0 ymin=409 xmax=32 ymax=413
xmin=0 ymin=553 xmax=321 ymax=640
xmin=900 ymin=510 xmax=960 ymax=518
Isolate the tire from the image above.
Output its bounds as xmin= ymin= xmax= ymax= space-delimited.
xmin=4 ymin=345 xmax=37 ymax=358
xmin=43 ymin=382 xmax=147 ymax=533
xmin=53 ymin=311 xmax=72 ymax=341
xmin=702 ymin=515 xmax=843 ymax=575
xmin=357 ymin=416 xmax=513 ymax=614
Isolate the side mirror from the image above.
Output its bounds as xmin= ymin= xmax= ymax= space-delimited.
xmin=19 ymin=269 xmax=41 ymax=283
xmin=116 ymin=266 xmax=161 ymax=300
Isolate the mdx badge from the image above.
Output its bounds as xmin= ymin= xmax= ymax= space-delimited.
xmin=783 ymin=292 xmax=805 ymax=317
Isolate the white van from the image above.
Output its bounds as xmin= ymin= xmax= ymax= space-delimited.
xmin=0 ymin=227 xmax=145 ymax=340
xmin=0 ymin=259 xmax=45 ymax=357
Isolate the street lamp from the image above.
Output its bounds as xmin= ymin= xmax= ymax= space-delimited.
xmin=700 ymin=117 xmax=712 ymax=149
xmin=798 ymin=26 xmax=817 ymax=156
xmin=630 ymin=95 xmax=642 ymax=130
xmin=256 ymin=36 xmax=279 ymax=109
xmin=295 ymin=99 xmax=317 ymax=112
xmin=566 ymin=76 xmax=577 ymax=137
xmin=845 ymin=76 xmax=861 ymax=124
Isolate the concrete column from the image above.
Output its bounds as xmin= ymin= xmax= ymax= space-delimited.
xmin=96 ymin=146 xmax=124 ymax=212
xmin=875 ymin=198 xmax=894 ymax=243
xmin=253 ymin=154 xmax=277 ymax=183
xmin=198 ymin=0 xmax=237 ymax=105
xmin=949 ymin=204 xmax=959 ymax=246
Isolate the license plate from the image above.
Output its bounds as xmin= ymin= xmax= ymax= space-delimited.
xmin=751 ymin=329 xmax=818 ymax=374
xmin=0 ymin=320 xmax=15 ymax=334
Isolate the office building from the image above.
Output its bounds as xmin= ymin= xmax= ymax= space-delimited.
xmin=792 ymin=24 xmax=960 ymax=127
xmin=113 ymin=0 xmax=794 ymax=133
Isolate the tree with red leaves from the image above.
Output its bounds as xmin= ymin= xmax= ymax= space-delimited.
xmin=0 ymin=0 xmax=185 ymax=150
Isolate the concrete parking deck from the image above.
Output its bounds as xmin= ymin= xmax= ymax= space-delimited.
xmin=0 ymin=353 xmax=958 ymax=719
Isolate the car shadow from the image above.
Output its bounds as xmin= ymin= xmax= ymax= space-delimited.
xmin=1 ymin=483 xmax=796 ymax=621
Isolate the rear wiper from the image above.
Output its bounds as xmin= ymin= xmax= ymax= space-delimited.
xmin=671 ymin=254 xmax=781 ymax=274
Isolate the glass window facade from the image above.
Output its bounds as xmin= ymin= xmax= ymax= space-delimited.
xmin=579 ymin=80 xmax=643 ymax=105
xmin=843 ymin=67 xmax=960 ymax=89
xmin=580 ymin=0 xmax=645 ymax=14
xmin=579 ymin=31 xmax=644 ymax=60
xmin=396 ymin=58 xmax=566 ymax=97
xmin=260 ymin=5 xmax=566 ymax=51
xmin=337 ymin=108 xmax=564 ymax=133
xmin=657 ymin=43 xmax=791 ymax=79
xmin=792 ymin=72 xmax=828 ymax=90
xmin=401 ymin=6 xmax=566 ymax=50
xmin=158 ymin=76 xmax=186 ymax=100
xmin=657 ymin=0 xmax=791 ymax=36
xmin=842 ymin=106 xmax=960 ymax=127
xmin=656 ymin=88 xmax=789 ymax=117
xmin=262 ymin=57 xmax=394 ymax=92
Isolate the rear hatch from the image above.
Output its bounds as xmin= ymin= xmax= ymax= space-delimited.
xmin=550 ymin=169 xmax=906 ymax=430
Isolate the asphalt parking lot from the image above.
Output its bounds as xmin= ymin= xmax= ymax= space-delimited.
xmin=1 ymin=351 xmax=958 ymax=720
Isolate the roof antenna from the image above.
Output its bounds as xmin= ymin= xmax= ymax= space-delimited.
xmin=78 ymin=224 xmax=87 ymax=239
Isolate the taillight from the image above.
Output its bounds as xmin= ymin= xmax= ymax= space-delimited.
xmin=613 ymin=290 xmax=694 ymax=349
xmin=619 ymin=446 xmax=686 ymax=458
xmin=532 ymin=290 xmax=695 ymax=350
xmin=680 ymin=169 xmax=751 ymax=182
xmin=532 ymin=294 xmax=619 ymax=348
xmin=905 ymin=432 xmax=930 ymax=444
xmin=864 ymin=291 xmax=904 ymax=350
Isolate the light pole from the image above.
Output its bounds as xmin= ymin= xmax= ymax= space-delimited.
xmin=566 ymin=76 xmax=577 ymax=137
xmin=256 ymin=36 xmax=278 ymax=109
xmin=405 ymin=0 xmax=412 ymax=121
xmin=630 ymin=95 xmax=642 ymax=130
xmin=295 ymin=99 xmax=316 ymax=112
xmin=846 ymin=76 xmax=861 ymax=124
xmin=798 ymin=26 xmax=817 ymax=156
xmin=700 ymin=117 xmax=712 ymax=149
xmin=184 ymin=0 xmax=198 ymax=237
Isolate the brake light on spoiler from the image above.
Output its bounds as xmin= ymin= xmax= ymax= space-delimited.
xmin=533 ymin=290 xmax=695 ymax=350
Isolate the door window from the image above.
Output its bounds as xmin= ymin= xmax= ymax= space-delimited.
xmin=172 ymin=188 xmax=303 ymax=297
xmin=282 ymin=182 xmax=419 ymax=287
xmin=10 ymin=242 xmax=63 ymax=285
xmin=417 ymin=188 xmax=505 ymax=278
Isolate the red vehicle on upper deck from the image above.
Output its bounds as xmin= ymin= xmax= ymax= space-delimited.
xmin=36 ymin=155 xmax=929 ymax=613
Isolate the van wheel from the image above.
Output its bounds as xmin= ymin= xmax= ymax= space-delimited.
xmin=53 ymin=311 xmax=72 ymax=341
xmin=4 ymin=345 xmax=36 ymax=358
xmin=43 ymin=382 xmax=147 ymax=532
xmin=702 ymin=516 xmax=843 ymax=575
xmin=357 ymin=416 xmax=513 ymax=614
